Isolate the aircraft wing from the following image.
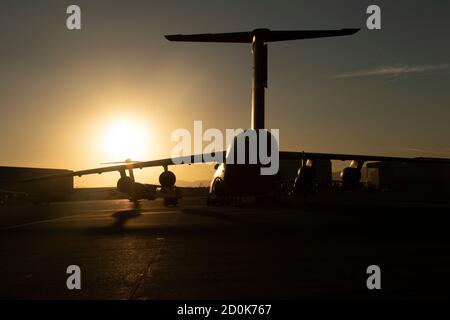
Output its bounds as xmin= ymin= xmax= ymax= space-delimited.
xmin=17 ymin=149 xmax=450 ymax=183
xmin=279 ymin=151 xmax=450 ymax=163
xmin=20 ymin=152 xmax=226 ymax=182
xmin=73 ymin=152 xmax=226 ymax=177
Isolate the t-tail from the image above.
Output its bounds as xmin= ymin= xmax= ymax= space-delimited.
xmin=165 ymin=28 xmax=359 ymax=130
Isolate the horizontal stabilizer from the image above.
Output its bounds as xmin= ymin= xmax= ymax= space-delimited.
xmin=165 ymin=32 xmax=254 ymax=43
xmin=165 ymin=28 xmax=359 ymax=43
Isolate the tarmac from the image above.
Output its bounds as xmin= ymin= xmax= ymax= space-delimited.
xmin=1 ymin=196 xmax=449 ymax=300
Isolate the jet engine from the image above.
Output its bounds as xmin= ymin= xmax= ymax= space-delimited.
xmin=116 ymin=176 xmax=134 ymax=194
xmin=159 ymin=170 xmax=180 ymax=206
xmin=159 ymin=170 xmax=176 ymax=188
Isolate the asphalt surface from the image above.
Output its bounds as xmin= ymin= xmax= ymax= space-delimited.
xmin=1 ymin=196 xmax=450 ymax=300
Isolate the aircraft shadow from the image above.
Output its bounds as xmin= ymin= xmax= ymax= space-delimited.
xmin=111 ymin=202 xmax=142 ymax=229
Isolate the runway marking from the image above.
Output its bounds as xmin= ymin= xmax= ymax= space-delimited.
xmin=1 ymin=213 xmax=91 ymax=230
xmin=1 ymin=210 xmax=180 ymax=230
xmin=141 ymin=211 xmax=179 ymax=215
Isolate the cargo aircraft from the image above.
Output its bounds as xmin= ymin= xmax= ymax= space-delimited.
xmin=22 ymin=28 xmax=450 ymax=206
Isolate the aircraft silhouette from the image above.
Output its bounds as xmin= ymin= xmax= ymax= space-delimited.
xmin=21 ymin=28 xmax=450 ymax=206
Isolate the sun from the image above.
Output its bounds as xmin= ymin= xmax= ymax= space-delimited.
xmin=102 ymin=119 xmax=149 ymax=161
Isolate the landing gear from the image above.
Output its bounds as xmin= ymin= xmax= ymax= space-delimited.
xmin=161 ymin=186 xmax=181 ymax=207
xmin=159 ymin=167 xmax=181 ymax=207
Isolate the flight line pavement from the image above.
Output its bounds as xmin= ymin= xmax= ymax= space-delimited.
xmin=1 ymin=196 xmax=449 ymax=299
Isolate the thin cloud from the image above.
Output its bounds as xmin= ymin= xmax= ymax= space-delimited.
xmin=399 ymin=147 xmax=450 ymax=156
xmin=334 ymin=64 xmax=450 ymax=78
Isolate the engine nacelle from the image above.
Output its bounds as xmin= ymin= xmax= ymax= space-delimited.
xmin=293 ymin=165 xmax=317 ymax=194
xmin=340 ymin=167 xmax=362 ymax=188
xmin=117 ymin=176 xmax=134 ymax=194
xmin=159 ymin=170 xmax=176 ymax=188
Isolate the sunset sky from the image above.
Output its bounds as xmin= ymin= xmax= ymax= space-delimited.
xmin=1 ymin=0 xmax=449 ymax=187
